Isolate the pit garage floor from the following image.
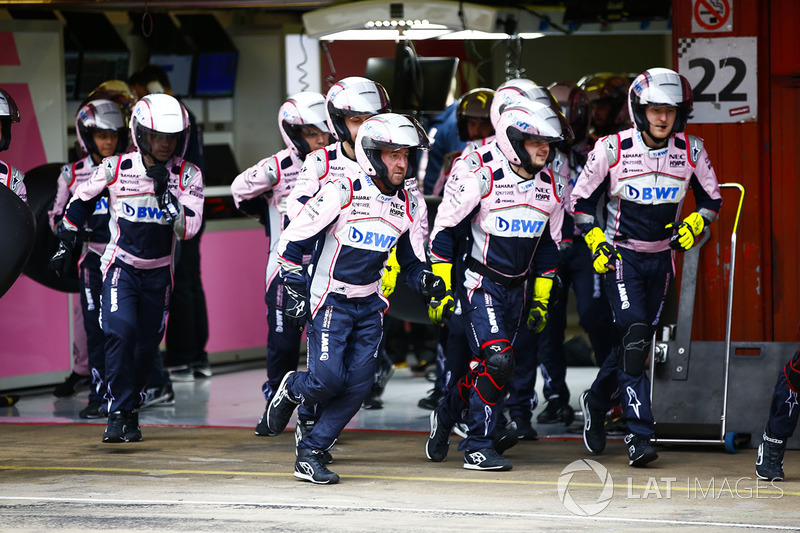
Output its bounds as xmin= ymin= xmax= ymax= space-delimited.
xmin=1 ymin=364 xmax=798 ymax=532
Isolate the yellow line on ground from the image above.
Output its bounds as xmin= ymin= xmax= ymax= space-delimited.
xmin=0 ymin=464 xmax=796 ymax=497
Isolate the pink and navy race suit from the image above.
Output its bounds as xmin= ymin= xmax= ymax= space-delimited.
xmin=63 ymin=152 xmax=204 ymax=412
xmin=571 ymin=128 xmax=721 ymax=436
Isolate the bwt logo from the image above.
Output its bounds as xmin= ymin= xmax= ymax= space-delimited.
xmin=348 ymin=227 xmax=396 ymax=248
xmin=513 ymin=119 xmax=532 ymax=131
xmin=122 ymin=202 xmax=165 ymax=220
xmin=625 ymin=185 xmax=679 ymax=201
xmin=320 ymin=332 xmax=330 ymax=361
xmin=495 ymin=216 xmax=544 ymax=234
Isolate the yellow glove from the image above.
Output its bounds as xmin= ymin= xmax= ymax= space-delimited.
xmin=666 ymin=212 xmax=705 ymax=251
xmin=584 ymin=227 xmax=620 ymax=274
xmin=427 ymin=262 xmax=455 ymax=326
xmin=381 ymin=247 xmax=401 ymax=296
xmin=527 ymin=277 xmax=553 ymax=333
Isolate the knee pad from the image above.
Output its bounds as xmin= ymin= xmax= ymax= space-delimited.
xmin=618 ymin=323 xmax=651 ymax=377
xmin=473 ymin=339 xmax=515 ymax=404
xmin=783 ymin=349 xmax=800 ymax=393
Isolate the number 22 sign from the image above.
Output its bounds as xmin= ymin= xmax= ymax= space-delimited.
xmin=678 ymin=37 xmax=757 ymax=123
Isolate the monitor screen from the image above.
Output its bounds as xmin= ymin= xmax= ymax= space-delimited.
xmin=365 ymin=56 xmax=458 ymax=114
xmin=149 ymin=54 xmax=193 ymax=97
xmin=65 ymin=51 xmax=81 ymax=100
xmin=418 ymin=57 xmax=459 ymax=113
xmin=194 ymin=52 xmax=238 ymax=98
xmin=78 ymin=52 xmax=129 ymax=99
xmin=365 ymin=57 xmax=396 ymax=103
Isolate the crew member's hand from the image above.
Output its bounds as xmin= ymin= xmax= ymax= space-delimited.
xmin=584 ymin=227 xmax=620 ymax=274
xmin=48 ymin=226 xmax=79 ymax=278
xmin=147 ymin=163 xmax=170 ymax=197
xmin=282 ymin=277 xmax=308 ymax=331
xmin=381 ymin=247 xmax=401 ymax=297
xmin=427 ymin=262 xmax=454 ymax=326
xmin=158 ymin=190 xmax=181 ymax=223
xmin=419 ymin=271 xmax=448 ymax=300
xmin=526 ymin=277 xmax=553 ymax=333
xmin=666 ymin=212 xmax=705 ymax=252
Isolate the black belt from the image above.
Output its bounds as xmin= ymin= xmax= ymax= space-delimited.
xmin=465 ymin=257 xmax=527 ymax=288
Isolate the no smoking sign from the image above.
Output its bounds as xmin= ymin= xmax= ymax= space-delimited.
xmin=692 ymin=0 xmax=733 ymax=33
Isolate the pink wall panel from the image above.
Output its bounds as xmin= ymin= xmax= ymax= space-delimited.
xmin=0 ymin=32 xmax=20 ymax=66
xmin=200 ymin=227 xmax=269 ymax=353
xmin=0 ymin=276 xmax=71 ymax=379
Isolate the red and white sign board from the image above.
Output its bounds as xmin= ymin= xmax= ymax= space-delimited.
xmin=692 ymin=0 xmax=733 ymax=33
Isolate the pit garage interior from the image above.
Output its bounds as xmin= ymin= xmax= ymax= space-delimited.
xmin=1 ymin=0 xmax=800 ymax=530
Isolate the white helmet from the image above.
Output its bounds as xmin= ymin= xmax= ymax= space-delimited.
xmin=278 ymin=91 xmax=330 ymax=159
xmin=628 ymin=67 xmax=693 ymax=134
xmin=355 ymin=113 xmax=430 ymax=193
xmin=325 ymin=76 xmax=391 ymax=145
xmin=76 ymin=99 xmax=128 ymax=156
xmin=0 ymin=87 xmax=20 ymax=152
xmin=496 ymin=101 xmax=563 ymax=174
xmin=490 ymin=79 xmax=573 ymax=146
xmin=130 ymin=93 xmax=190 ymax=163
xmin=490 ymin=79 xmax=555 ymax=128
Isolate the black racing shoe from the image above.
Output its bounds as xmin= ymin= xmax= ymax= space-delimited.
xmin=294 ymin=448 xmax=340 ymax=484
xmin=361 ymin=392 xmax=384 ymax=410
xmin=756 ymin=429 xmax=786 ymax=481
xmin=463 ymin=448 xmax=513 ymax=471
xmin=124 ymin=411 xmax=142 ymax=442
xmin=509 ymin=417 xmax=539 ymax=441
xmin=452 ymin=422 xmax=469 ymax=439
xmin=625 ymin=433 xmax=658 ymax=467
xmin=102 ymin=411 xmax=126 ymax=443
xmin=418 ymin=388 xmax=443 ymax=410
xmin=294 ymin=419 xmax=333 ymax=464
xmin=53 ymin=371 xmax=91 ymax=398
xmin=361 ymin=358 xmax=395 ymax=410
xmin=580 ymin=391 xmax=606 ymax=454
xmin=493 ymin=426 xmax=519 ymax=455
xmin=425 ymin=409 xmax=452 ymax=462
xmin=140 ymin=384 xmax=175 ymax=408
xmin=254 ymin=405 xmax=270 ymax=436
xmin=537 ymin=397 xmax=576 ymax=426
xmin=102 ymin=411 xmax=142 ymax=443
xmin=79 ymin=401 xmax=107 ymax=420
xmin=264 ymin=371 xmax=299 ymax=436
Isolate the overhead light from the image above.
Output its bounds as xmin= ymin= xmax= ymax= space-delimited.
xmin=303 ymin=0 xmax=497 ymax=38
xmin=321 ymin=28 xmax=453 ymax=40
xmin=319 ymin=29 xmax=547 ymax=42
xmin=438 ymin=30 xmax=544 ymax=40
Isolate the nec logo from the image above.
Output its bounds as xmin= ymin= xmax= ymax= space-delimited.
xmin=625 ymin=185 xmax=679 ymax=201
xmin=495 ymin=216 xmax=544 ymax=234
xmin=348 ymin=227 xmax=397 ymax=248
xmin=122 ymin=202 xmax=166 ymax=220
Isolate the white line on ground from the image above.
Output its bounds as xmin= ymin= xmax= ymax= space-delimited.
xmin=0 ymin=496 xmax=795 ymax=530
